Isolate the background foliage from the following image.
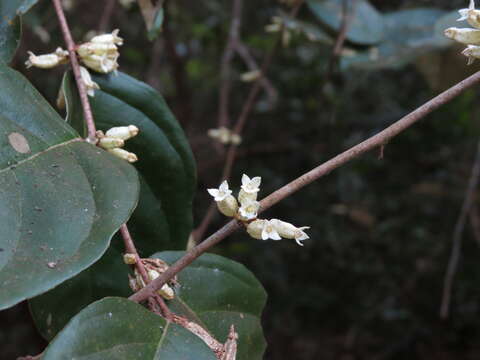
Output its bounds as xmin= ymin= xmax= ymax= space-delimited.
xmin=2 ymin=0 xmax=480 ymax=359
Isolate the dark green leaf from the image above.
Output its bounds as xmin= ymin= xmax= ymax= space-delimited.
xmin=307 ymin=0 xmax=385 ymax=45
xmin=341 ymin=8 xmax=448 ymax=70
xmin=154 ymin=251 xmax=267 ymax=360
xmin=29 ymin=246 xmax=131 ymax=340
xmin=0 ymin=64 xmax=139 ymax=310
xmin=65 ymin=71 xmax=196 ymax=251
xmin=0 ymin=0 xmax=39 ymax=63
xmin=42 ymin=297 xmax=217 ymax=360
xmin=0 ymin=15 xmax=21 ymax=63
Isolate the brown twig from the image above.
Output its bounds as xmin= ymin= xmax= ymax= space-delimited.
xmin=52 ymin=0 xmax=97 ymax=144
xmin=130 ymin=69 xmax=480 ymax=303
xmin=326 ymin=0 xmax=356 ymax=76
xmin=218 ymin=0 xmax=243 ymax=128
xmin=98 ymin=0 xmax=116 ymax=33
xmin=17 ymin=352 xmax=43 ymax=360
xmin=440 ymin=139 xmax=480 ymax=319
xmin=193 ymin=1 xmax=304 ymax=243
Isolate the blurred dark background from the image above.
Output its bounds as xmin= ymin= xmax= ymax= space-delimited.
xmin=3 ymin=0 xmax=480 ymax=359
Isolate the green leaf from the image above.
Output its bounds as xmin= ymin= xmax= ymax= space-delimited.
xmin=307 ymin=0 xmax=385 ymax=45
xmin=65 ymin=72 xmax=196 ymax=251
xmin=0 ymin=15 xmax=21 ymax=63
xmin=42 ymin=297 xmax=217 ymax=360
xmin=0 ymin=64 xmax=139 ymax=310
xmin=154 ymin=251 xmax=267 ymax=360
xmin=340 ymin=8 xmax=448 ymax=70
xmin=30 ymin=71 xmax=196 ymax=338
xmin=0 ymin=0 xmax=39 ymax=63
xmin=29 ymin=246 xmax=131 ymax=340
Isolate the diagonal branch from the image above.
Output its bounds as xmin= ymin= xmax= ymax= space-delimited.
xmin=130 ymin=69 xmax=480 ymax=303
xmin=52 ymin=0 xmax=97 ymax=144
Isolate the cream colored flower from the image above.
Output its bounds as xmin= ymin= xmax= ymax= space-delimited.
xmin=246 ymin=219 xmax=266 ymax=239
xmin=462 ymin=44 xmax=480 ymax=64
xmin=238 ymin=200 xmax=260 ymax=221
xmin=240 ymin=174 xmax=261 ymax=194
xmin=108 ymin=148 xmax=138 ymax=163
xmin=91 ymin=29 xmax=124 ymax=46
xmin=207 ymin=180 xmax=232 ymax=201
xmin=458 ymin=0 xmax=480 ymax=28
xmin=79 ymin=66 xmax=100 ymax=97
xmin=105 ymin=125 xmax=139 ymax=140
xmin=444 ymin=27 xmax=480 ymax=45
xmin=271 ymin=219 xmax=310 ymax=246
xmin=261 ymin=220 xmax=282 ymax=240
xmin=25 ymin=47 xmax=69 ymax=69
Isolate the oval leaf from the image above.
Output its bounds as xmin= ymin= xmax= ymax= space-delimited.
xmin=64 ymin=71 xmax=196 ymax=251
xmin=42 ymin=297 xmax=217 ymax=360
xmin=341 ymin=8 xmax=448 ymax=70
xmin=307 ymin=0 xmax=385 ymax=45
xmin=154 ymin=251 xmax=267 ymax=360
xmin=0 ymin=65 xmax=139 ymax=310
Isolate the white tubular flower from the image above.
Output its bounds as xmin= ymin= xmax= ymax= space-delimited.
xmin=462 ymin=45 xmax=480 ymax=64
xmin=458 ymin=0 xmax=480 ymax=29
xmin=444 ymin=27 xmax=480 ymax=45
xmin=207 ymin=180 xmax=232 ymax=201
xmin=91 ymin=29 xmax=124 ymax=46
xmin=238 ymin=200 xmax=260 ymax=221
xmin=231 ymin=133 xmax=242 ymax=145
xmin=25 ymin=47 xmax=69 ymax=69
xmin=108 ymin=148 xmax=138 ymax=163
xmin=105 ymin=125 xmax=139 ymax=140
xmin=98 ymin=136 xmax=124 ymax=149
xmin=81 ymin=53 xmax=118 ymax=74
xmin=79 ymin=66 xmax=100 ymax=97
xmin=158 ymin=284 xmax=175 ymax=300
xmin=271 ymin=219 xmax=310 ymax=246
xmin=261 ymin=220 xmax=282 ymax=240
xmin=246 ymin=219 xmax=266 ymax=239
xmin=241 ymin=174 xmax=261 ymax=194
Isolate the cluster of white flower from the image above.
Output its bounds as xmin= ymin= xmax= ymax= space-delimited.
xmin=97 ymin=125 xmax=139 ymax=163
xmin=445 ymin=0 xmax=480 ymax=64
xmin=208 ymin=127 xmax=242 ymax=145
xmin=25 ymin=30 xmax=123 ymax=97
xmin=208 ymin=174 xmax=310 ymax=246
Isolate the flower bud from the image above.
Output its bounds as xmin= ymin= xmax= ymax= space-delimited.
xmin=91 ymin=29 xmax=124 ymax=46
xmin=108 ymin=148 xmax=138 ymax=163
xmin=444 ymin=27 xmax=480 ymax=45
xmin=105 ymin=125 xmax=139 ymax=140
xmin=240 ymin=70 xmax=261 ymax=82
xmin=123 ymin=253 xmax=137 ymax=264
xmin=25 ymin=47 xmax=69 ymax=69
xmin=98 ymin=136 xmax=125 ymax=149
xmin=238 ymin=188 xmax=257 ymax=204
xmin=246 ymin=219 xmax=266 ymax=239
xmin=79 ymin=66 xmax=100 ymax=97
xmin=217 ymin=194 xmax=239 ymax=217
xmin=462 ymin=45 xmax=480 ymax=65
xmin=158 ymin=284 xmax=175 ymax=300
